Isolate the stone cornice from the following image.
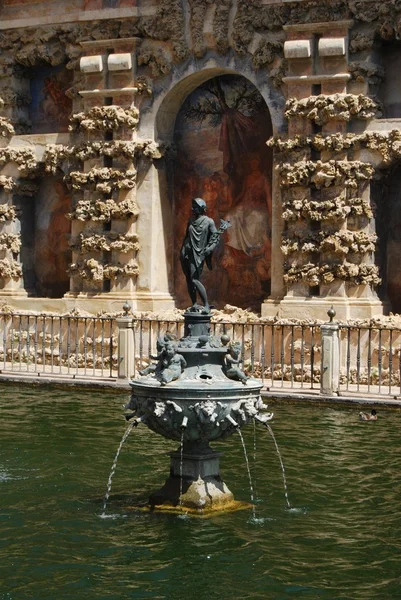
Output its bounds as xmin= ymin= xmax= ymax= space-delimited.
xmin=0 ymin=7 xmax=155 ymax=31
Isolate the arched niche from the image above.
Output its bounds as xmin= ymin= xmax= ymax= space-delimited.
xmin=155 ymin=69 xmax=274 ymax=311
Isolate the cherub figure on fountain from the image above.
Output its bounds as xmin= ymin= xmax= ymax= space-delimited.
xmin=139 ymin=332 xmax=177 ymax=377
xmin=159 ymin=342 xmax=187 ymax=386
xmin=223 ymin=342 xmax=249 ymax=385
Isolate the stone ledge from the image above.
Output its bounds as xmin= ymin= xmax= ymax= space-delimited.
xmin=80 ymin=38 xmax=140 ymax=49
xmin=284 ymin=20 xmax=353 ymax=33
xmin=262 ymin=390 xmax=401 ymax=408
xmin=79 ymin=87 xmax=138 ymax=98
xmin=283 ymin=74 xmax=351 ymax=84
xmin=0 ymin=372 xmax=398 ymax=408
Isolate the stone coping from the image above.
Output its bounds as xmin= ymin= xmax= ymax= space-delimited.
xmin=283 ymin=20 xmax=354 ymax=33
xmin=1 ymin=373 xmax=400 ymax=408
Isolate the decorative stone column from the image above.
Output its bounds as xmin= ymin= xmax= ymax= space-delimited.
xmin=65 ymin=38 xmax=142 ymax=299
xmin=262 ymin=20 xmax=384 ymax=321
xmin=0 ymin=95 xmax=28 ymax=297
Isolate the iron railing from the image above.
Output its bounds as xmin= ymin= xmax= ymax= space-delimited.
xmin=131 ymin=318 xmax=321 ymax=390
xmin=0 ymin=312 xmax=117 ymax=379
xmin=1 ymin=311 xmax=401 ymax=397
xmin=339 ymin=324 xmax=401 ymax=397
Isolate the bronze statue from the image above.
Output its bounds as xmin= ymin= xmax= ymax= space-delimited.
xmin=180 ymin=197 xmax=230 ymax=313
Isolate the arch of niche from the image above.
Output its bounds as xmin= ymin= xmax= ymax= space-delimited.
xmin=145 ymin=65 xmax=282 ymax=313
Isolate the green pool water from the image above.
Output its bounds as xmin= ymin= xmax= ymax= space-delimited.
xmin=1 ymin=384 xmax=400 ymax=600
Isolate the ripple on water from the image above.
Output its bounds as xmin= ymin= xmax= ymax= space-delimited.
xmin=1 ymin=387 xmax=401 ymax=600
xmin=98 ymin=512 xmax=128 ymax=520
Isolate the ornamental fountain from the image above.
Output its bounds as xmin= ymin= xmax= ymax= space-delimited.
xmin=126 ymin=198 xmax=273 ymax=512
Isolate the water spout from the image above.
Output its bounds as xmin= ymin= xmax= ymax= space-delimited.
xmin=125 ymin=414 xmax=144 ymax=427
xmin=226 ymin=414 xmax=239 ymax=428
xmin=181 ymin=416 xmax=188 ymax=431
xmin=254 ymin=412 xmax=274 ymax=423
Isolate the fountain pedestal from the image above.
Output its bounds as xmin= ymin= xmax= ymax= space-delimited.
xmin=149 ymin=447 xmax=235 ymax=510
xmin=128 ymin=309 xmax=270 ymax=512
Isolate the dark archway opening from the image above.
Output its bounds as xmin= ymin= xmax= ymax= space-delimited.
xmin=375 ymin=166 xmax=401 ymax=313
xmin=29 ymin=174 xmax=71 ymax=298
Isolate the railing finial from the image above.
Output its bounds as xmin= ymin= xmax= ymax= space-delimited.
xmin=327 ymin=305 xmax=336 ymax=323
xmin=123 ymin=301 xmax=132 ymax=316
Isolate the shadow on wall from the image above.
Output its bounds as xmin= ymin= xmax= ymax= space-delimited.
xmin=375 ymin=167 xmax=401 ymax=313
xmin=379 ymin=41 xmax=401 ymax=119
xmin=33 ymin=177 xmax=71 ymax=298
xmin=173 ymin=74 xmax=273 ymax=311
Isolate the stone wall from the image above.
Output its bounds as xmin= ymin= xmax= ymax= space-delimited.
xmin=0 ymin=0 xmax=400 ymax=317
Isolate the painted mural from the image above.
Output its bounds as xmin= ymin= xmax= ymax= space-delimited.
xmin=34 ymin=178 xmax=71 ymax=298
xmin=30 ymin=64 xmax=73 ymax=134
xmin=173 ymin=75 xmax=273 ymax=310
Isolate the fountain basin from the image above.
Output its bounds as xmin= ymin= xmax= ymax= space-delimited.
xmin=127 ymin=309 xmax=271 ymax=511
xmin=128 ymin=377 xmax=265 ymax=443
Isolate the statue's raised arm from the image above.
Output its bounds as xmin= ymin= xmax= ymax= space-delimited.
xmin=180 ymin=197 xmax=230 ymax=313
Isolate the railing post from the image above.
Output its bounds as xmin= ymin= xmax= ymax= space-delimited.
xmin=320 ymin=307 xmax=340 ymax=396
xmin=116 ymin=302 xmax=134 ymax=380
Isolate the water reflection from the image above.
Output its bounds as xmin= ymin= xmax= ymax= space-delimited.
xmin=1 ymin=385 xmax=400 ymax=599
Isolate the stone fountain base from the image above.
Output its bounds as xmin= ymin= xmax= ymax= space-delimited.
xmin=128 ymin=308 xmax=272 ymax=514
xmin=149 ymin=447 xmax=234 ymax=510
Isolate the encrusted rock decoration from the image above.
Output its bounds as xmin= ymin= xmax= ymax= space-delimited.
xmin=66 ymin=167 xmax=137 ymax=193
xmin=0 ymin=117 xmax=15 ymax=138
xmin=272 ymin=86 xmax=384 ymax=293
xmin=68 ymin=197 xmax=139 ymax=222
xmin=281 ymin=230 xmax=377 ymax=257
xmin=0 ymin=258 xmax=22 ymax=280
xmin=69 ymin=106 xmax=140 ymax=132
xmin=0 ymin=204 xmax=18 ymax=222
xmin=268 ymin=130 xmax=401 ymax=166
xmin=0 ymin=148 xmax=37 ymax=172
xmin=284 ymin=261 xmax=381 ymax=287
xmin=44 ymin=140 xmax=162 ymax=173
xmin=282 ymin=193 xmax=373 ymax=222
xmin=0 ymin=175 xmax=16 ymax=192
xmin=284 ymin=94 xmax=381 ymax=125
xmin=278 ymin=160 xmax=375 ymax=189
xmin=70 ymin=232 xmax=140 ymax=253
xmin=0 ymin=233 xmax=22 ymax=254
xmin=68 ymin=259 xmax=139 ymax=282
